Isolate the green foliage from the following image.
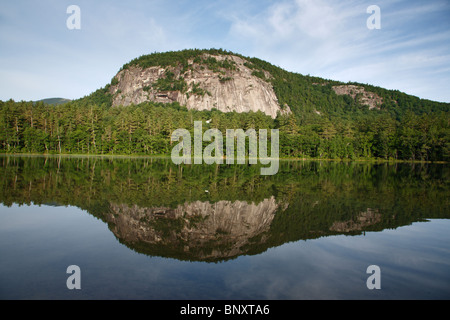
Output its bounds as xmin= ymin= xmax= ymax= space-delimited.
xmin=201 ymin=56 xmax=236 ymax=73
xmin=152 ymin=71 xmax=188 ymax=93
xmin=111 ymin=77 xmax=119 ymax=86
xmin=190 ymin=83 xmax=211 ymax=97
xmin=0 ymin=97 xmax=448 ymax=161
xmin=251 ymin=70 xmax=266 ymax=80
xmin=75 ymin=85 xmax=113 ymax=107
xmin=121 ymin=48 xmax=234 ymax=71
xmin=218 ymin=75 xmax=233 ymax=83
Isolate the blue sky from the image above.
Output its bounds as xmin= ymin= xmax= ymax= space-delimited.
xmin=1 ymin=0 xmax=449 ymax=103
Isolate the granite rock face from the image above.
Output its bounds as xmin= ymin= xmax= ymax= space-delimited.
xmin=332 ymin=85 xmax=383 ymax=110
xmin=109 ymin=54 xmax=290 ymax=119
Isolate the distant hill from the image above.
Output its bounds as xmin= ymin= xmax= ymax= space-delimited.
xmin=35 ymin=98 xmax=71 ymax=105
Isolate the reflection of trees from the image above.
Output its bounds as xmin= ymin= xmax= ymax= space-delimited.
xmin=0 ymin=156 xmax=448 ymax=261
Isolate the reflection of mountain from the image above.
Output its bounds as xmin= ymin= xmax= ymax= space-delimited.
xmin=329 ymin=208 xmax=381 ymax=233
xmin=107 ymin=197 xmax=285 ymax=261
xmin=1 ymin=156 xmax=449 ymax=262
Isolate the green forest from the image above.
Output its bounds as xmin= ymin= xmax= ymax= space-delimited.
xmin=1 ymin=48 xmax=448 ymax=162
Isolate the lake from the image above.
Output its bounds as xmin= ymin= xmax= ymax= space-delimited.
xmin=0 ymin=155 xmax=449 ymax=300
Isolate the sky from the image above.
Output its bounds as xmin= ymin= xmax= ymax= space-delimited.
xmin=1 ymin=0 xmax=449 ymax=103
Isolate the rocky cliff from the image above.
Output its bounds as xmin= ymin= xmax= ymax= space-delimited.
xmin=109 ymin=53 xmax=290 ymax=119
xmin=332 ymin=85 xmax=383 ymax=110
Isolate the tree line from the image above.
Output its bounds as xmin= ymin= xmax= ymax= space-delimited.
xmin=0 ymin=97 xmax=448 ymax=161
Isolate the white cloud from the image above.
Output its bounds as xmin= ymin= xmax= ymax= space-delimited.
xmin=226 ymin=0 xmax=450 ymax=102
xmin=1 ymin=0 xmax=449 ymax=102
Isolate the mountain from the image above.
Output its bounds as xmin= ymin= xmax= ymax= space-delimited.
xmin=1 ymin=48 xmax=448 ymax=161
xmin=84 ymin=48 xmax=448 ymax=119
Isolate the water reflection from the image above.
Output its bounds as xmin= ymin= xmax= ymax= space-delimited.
xmin=108 ymin=198 xmax=282 ymax=261
xmin=0 ymin=155 xmax=448 ymax=262
xmin=329 ymin=208 xmax=380 ymax=233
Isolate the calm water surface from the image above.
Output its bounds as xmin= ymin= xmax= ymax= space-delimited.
xmin=0 ymin=155 xmax=449 ymax=299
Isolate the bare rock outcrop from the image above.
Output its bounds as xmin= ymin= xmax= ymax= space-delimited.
xmin=332 ymin=85 xmax=383 ymax=110
xmin=109 ymin=54 xmax=290 ymax=119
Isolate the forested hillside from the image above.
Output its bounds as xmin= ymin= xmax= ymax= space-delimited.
xmin=1 ymin=49 xmax=448 ymax=161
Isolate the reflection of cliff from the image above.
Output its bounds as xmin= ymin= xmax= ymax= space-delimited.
xmin=329 ymin=208 xmax=381 ymax=233
xmin=2 ymin=156 xmax=449 ymax=262
xmin=106 ymin=197 xmax=284 ymax=261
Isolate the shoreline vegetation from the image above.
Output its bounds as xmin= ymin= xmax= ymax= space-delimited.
xmin=0 ymin=152 xmax=446 ymax=164
xmin=1 ymin=98 xmax=448 ymax=163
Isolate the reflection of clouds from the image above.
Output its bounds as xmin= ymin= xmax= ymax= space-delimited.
xmin=221 ymin=241 xmax=367 ymax=299
xmin=96 ymin=219 xmax=450 ymax=299
xmin=2 ymin=202 xmax=449 ymax=299
xmin=219 ymin=220 xmax=450 ymax=299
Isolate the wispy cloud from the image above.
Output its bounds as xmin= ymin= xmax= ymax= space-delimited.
xmin=0 ymin=0 xmax=449 ymax=102
xmin=225 ymin=0 xmax=450 ymax=102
